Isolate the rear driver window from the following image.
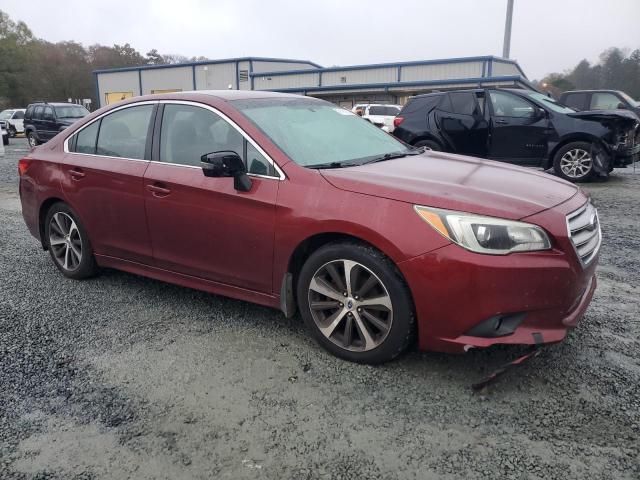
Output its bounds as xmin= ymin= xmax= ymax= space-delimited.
xmin=72 ymin=120 xmax=100 ymax=154
xmin=96 ymin=105 xmax=153 ymax=159
xmin=449 ymin=92 xmax=478 ymax=116
xmin=563 ymin=93 xmax=586 ymax=110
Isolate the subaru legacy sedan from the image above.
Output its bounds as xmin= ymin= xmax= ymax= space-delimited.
xmin=18 ymin=91 xmax=600 ymax=364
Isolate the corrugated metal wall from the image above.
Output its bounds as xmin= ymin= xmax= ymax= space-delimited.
xmin=491 ymin=61 xmax=520 ymax=76
xmin=97 ymin=71 xmax=140 ymax=107
xmin=253 ymin=72 xmax=320 ymax=90
xmin=322 ymin=67 xmax=396 ymax=87
xmin=141 ymin=66 xmax=192 ymax=94
xmin=401 ymin=61 xmax=483 ymax=82
xmin=195 ymin=62 xmax=236 ymax=90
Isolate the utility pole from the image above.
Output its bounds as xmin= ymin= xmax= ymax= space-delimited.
xmin=502 ymin=0 xmax=514 ymax=59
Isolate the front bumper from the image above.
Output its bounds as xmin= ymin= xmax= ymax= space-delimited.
xmin=613 ymin=142 xmax=640 ymax=166
xmin=398 ymin=194 xmax=598 ymax=354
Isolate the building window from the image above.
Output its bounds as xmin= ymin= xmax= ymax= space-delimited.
xmin=340 ymin=76 xmax=347 ymax=83
xmin=239 ymin=70 xmax=249 ymax=82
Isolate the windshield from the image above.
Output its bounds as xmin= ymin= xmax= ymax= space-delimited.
xmin=618 ymin=91 xmax=639 ymax=107
xmin=0 ymin=110 xmax=14 ymax=120
xmin=54 ymin=105 xmax=89 ymax=118
xmin=232 ymin=98 xmax=410 ymax=167
xmin=524 ymin=92 xmax=577 ymax=113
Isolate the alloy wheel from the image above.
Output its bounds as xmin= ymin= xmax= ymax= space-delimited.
xmin=308 ymin=259 xmax=393 ymax=352
xmin=559 ymin=148 xmax=592 ymax=179
xmin=48 ymin=212 xmax=83 ymax=271
xmin=27 ymin=134 xmax=37 ymax=148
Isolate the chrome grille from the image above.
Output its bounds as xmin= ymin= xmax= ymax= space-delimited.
xmin=566 ymin=201 xmax=601 ymax=267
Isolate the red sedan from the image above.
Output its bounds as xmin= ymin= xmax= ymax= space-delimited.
xmin=18 ymin=91 xmax=600 ymax=364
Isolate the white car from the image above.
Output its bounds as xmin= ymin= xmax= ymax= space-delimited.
xmin=0 ymin=108 xmax=26 ymax=137
xmin=352 ymin=104 xmax=402 ymax=132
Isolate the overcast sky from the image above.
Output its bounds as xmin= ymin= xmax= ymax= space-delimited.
xmin=2 ymin=0 xmax=639 ymax=80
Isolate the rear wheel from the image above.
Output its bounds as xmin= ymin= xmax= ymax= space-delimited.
xmin=8 ymin=125 xmax=16 ymax=138
xmin=297 ymin=242 xmax=415 ymax=364
xmin=27 ymin=131 xmax=39 ymax=148
xmin=553 ymin=141 xmax=594 ymax=182
xmin=414 ymin=139 xmax=441 ymax=151
xmin=2 ymin=135 xmax=7 ymax=146
xmin=44 ymin=203 xmax=98 ymax=279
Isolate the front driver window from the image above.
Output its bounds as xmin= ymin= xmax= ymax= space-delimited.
xmin=590 ymin=93 xmax=622 ymax=110
xmin=489 ymin=91 xmax=535 ymax=118
xmin=160 ymin=104 xmax=275 ymax=176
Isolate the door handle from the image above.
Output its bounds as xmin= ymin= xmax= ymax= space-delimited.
xmin=69 ymin=168 xmax=85 ymax=180
xmin=494 ymin=119 xmax=509 ymax=125
xmin=146 ymin=183 xmax=171 ymax=197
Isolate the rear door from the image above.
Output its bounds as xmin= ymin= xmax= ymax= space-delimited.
xmin=143 ymin=102 xmax=279 ymax=293
xmin=12 ymin=110 xmax=25 ymax=133
xmin=42 ymin=106 xmax=57 ymax=141
xmin=60 ymin=102 xmax=156 ymax=263
xmin=435 ymin=91 xmax=488 ymax=157
xmin=487 ymin=90 xmax=549 ymax=165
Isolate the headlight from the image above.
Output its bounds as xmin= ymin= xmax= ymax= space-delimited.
xmin=414 ymin=206 xmax=551 ymax=255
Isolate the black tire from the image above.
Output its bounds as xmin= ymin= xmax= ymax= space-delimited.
xmin=2 ymin=135 xmax=7 ymax=146
xmin=296 ymin=241 xmax=415 ymax=364
xmin=27 ymin=131 xmax=39 ymax=148
xmin=414 ymin=139 xmax=441 ymax=151
xmin=8 ymin=125 xmax=16 ymax=138
xmin=44 ymin=202 xmax=98 ymax=280
xmin=553 ymin=141 xmax=595 ymax=183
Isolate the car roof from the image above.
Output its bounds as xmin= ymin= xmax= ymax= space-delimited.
xmin=179 ymin=90 xmax=305 ymax=101
xmin=27 ymin=102 xmax=83 ymax=107
xmin=561 ymin=89 xmax=619 ymax=94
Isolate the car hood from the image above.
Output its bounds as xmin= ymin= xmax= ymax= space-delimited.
xmin=320 ymin=152 xmax=579 ymax=220
xmin=568 ymin=109 xmax=639 ymax=127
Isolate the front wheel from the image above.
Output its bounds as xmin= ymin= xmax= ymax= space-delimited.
xmin=553 ymin=142 xmax=595 ymax=182
xmin=8 ymin=125 xmax=16 ymax=138
xmin=297 ymin=242 xmax=415 ymax=364
xmin=2 ymin=135 xmax=7 ymax=146
xmin=45 ymin=203 xmax=98 ymax=279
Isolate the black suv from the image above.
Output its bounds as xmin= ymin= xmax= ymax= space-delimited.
xmin=560 ymin=90 xmax=640 ymax=118
xmin=393 ymin=88 xmax=640 ymax=182
xmin=24 ymin=102 xmax=89 ymax=147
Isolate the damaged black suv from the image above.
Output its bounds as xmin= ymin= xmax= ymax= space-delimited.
xmin=393 ymin=88 xmax=640 ymax=182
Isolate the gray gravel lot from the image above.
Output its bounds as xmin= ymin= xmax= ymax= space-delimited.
xmin=1 ymin=137 xmax=639 ymax=479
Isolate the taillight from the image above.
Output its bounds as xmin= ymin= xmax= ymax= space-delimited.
xmin=18 ymin=158 xmax=31 ymax=176
xmin=393 ymin=116 xmax=404 ymax=128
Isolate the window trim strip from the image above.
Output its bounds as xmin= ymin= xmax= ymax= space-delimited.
xmin=63 ymin=100 xmax=286 ymax=181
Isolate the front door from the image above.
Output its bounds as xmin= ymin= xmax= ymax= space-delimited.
xmin=487 ymin=90 xmax=549 ymax=165
xmin=143 ymin=102 xmax=279 ymax=293
xmin=60 ymin=103 xmax=156 ymax=263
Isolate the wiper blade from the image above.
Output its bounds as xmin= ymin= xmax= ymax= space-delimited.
xmin=361 ymin=149 xmax=423 ymax=165
xmin=310 ymin=161 xmax=354 ymax=169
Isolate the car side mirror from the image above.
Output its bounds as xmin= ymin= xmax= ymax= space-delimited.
xmin=617 ymin=102 xmax=627 ymax=110
xmin=201 ymin=151 xmax=252 ymax=192
xmin=536 ymin=107 xmax=546 ymax=118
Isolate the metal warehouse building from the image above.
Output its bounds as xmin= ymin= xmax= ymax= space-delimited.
xmin=94 ymin=55 xmax=533 ymax=109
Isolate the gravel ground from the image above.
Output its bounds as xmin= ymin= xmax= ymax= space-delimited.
xmin=1 ymin=137 xmax=639 ymax=479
